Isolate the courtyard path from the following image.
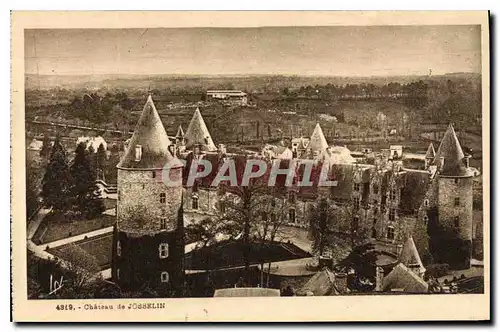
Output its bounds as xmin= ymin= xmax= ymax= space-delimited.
xmin=27 ymin=208 xmax=51 ymax=240
xmin=38 ymin=226 xmax=114 ymax=249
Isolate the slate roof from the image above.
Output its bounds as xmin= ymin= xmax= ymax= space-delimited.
xmin=434 ymin=124 xmax=468 ymax=176
xmin=398 ymin=236 xmax=426 ymax=276
xmin=382 ymin=263 xmax=428 ymax=293
xmin=298 ymin=267 xmax=340 ymax=296
xmin=185 ymin=108 xmax=217 ymax=152
xmin=117 ymin=95 xmax=173 ymax=169
xmin=176 ymin=125 xmax=184 ymax=138
xmin=425 ymin=143 xmax=436 ymax=159
xmin=308 ymin=123 xmax=328 ymax=153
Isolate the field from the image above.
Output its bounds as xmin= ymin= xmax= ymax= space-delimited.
xmin=47 ymin=234 xmax=113 ymax=269
xmin=33 ymin=213 xmax=115 ymax=245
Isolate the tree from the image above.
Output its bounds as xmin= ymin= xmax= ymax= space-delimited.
xmin=96 ymin=143 xmax=107 ymax=181
xmin=39 ymin=133 xmax=51 ymax=159
xmin=335 ymin=242 xmax=378 ymax=291
xmin=253 ymin=195 xmax=289 ymax=287
xmin=41 ymin=135 xmax=71 ymax=211
xmin=58 ymin=243 xmax=101 ymax=294
xmin=26 ymin=155 xmax=43 ymax=218
xmin=70 ymin=142 xmax=104 ymax=217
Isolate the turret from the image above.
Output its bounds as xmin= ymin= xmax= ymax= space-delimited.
xmin=432 ymin=124 xmax=474 ymax=269
xmin=184 ymin=108 xmax=217 ymax=152
xmin=424 ymin=143 xmax=435 ymax=169
xmin=112 ymin=95 xmax=184 ymax=294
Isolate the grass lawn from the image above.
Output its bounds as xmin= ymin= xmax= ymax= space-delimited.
xmin=33 ymin=212 xmax=115 ymax=245
xmin=103 ymin=198 xmax=117 ymax=211
xmin=47 ymin=234 xmax=113 ymax=269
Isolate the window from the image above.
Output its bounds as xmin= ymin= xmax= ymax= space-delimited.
xmin=118 ymin=190 xmax=121 ymax=201
xmin=390 ymin=189 xmax=397 ymax=200
xmin=159 ymin=243 xmax=169 ymax=259
xmin=423 ymin=215 xmax=429 ymax=224
xmin=116 ymin=241 xmax=121 ymax=257
xmin=352 ymin=216 xmax=359 ymax=230
xmin=454 ymin=216 xmax=460 ymax=228
xmin=271 ymin=199 xmax=276 ymax=207
xmin=160 ymin=271 xmax=169 ymax=283
xmin=373 ymin=184 xmax=379 ymax=195
xmin=371 ymin=227 xmax=377 ymax=238
xmin=160 ymin=217 xmax=167 ymax=229
xmin=387 ymin=226 xmax=395 ymax=240
xmin=354 ymin=183 xmax=360 ymax=192
xmin=192 ymin=196 xmax=199 ymax=210
xmin=353 ymin=196 xmax=360 ymax=210
xmin=219 ymin=200 xmax=226 ymax=214
xmin=152 ymin=171 xmax=156 ymax=179
xmin=116 ymin=269 xmax=120 ymax=280
xmin=289 ymin=192 xmax=296 ymax=204
xmin=424 ymin=199 xmax=429 ymax=207
xmin=389 ymin=208 xmax=396 ymax=221
xmin=454 ymin=197 xmax=460 ymax=207
xmin=160 ymin=193 xmax=166 ymax=204
xmin=289 ymin=209 xmax=296 ymax=224
xmin=373 ymin=218 xmax=377 ymax=226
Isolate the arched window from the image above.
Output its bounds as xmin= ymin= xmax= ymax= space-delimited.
xmin=192 ymin=196 xmax=199 ymax=210
xmin=160 ymin=271 xmax=169 ymax=283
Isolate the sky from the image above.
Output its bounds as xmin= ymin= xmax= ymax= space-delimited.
xmin=24 ymin=25 xmax=481 ymax=77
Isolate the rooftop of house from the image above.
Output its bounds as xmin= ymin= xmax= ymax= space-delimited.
xmin=382 ymin=263 xmax=428 ymax=293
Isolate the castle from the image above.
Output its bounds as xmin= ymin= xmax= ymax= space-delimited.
xmin=112 ymin=95 xmax=476 ymax=292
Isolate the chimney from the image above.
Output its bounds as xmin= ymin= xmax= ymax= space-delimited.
xmin=334 ymin=272 xmax=348 ymax=294
xmin=134 ymin=144 xmax=142 ymax=162
xmin=375 ymin=266 xmax=384 ymax=292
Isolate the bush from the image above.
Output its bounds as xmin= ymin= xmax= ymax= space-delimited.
xmin=425 ymin=263 xmax=451 ymax=279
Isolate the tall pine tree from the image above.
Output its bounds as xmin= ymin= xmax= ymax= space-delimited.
xmin=39 ymin=133 xmax=51 ymax=159
xmin=41 ymin=135 xmax=71 ymax=211
xmin=96 ymin=143 xmax=106 ymax=181
xmin=70 ymin=142 xmax=104 ymax=218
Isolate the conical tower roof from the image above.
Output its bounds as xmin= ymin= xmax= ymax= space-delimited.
xmin=176 ymin=125 xmax=185 ymax=138
xmin=434 ymin=124 xmax=467 ymax=176
xmin=308 ymin=123 xmax=328 ymax=153
xmin=185 ymin=108 xmax=217 ymax=151
xmin=399 ymin=236 xmax=425 ymax=276
xmin=425 ymin=143 xmax=435 ymax=159
xmin=117 ymin=95 xmax=173 ymax=169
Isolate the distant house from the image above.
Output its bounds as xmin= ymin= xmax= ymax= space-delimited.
xmin=76 ymin=136 xmax=107 ymax=152
xmin=206 ymin=90 xmax=248 ymax=106
xmin=27 ymin=139 xmax=43 ymax=151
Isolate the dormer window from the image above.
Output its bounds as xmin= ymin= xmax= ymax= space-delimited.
xmin=135 ymin=144 xmax=142 ymax=162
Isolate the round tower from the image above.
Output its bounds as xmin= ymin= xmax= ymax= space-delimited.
xmin=112 ymin=95 xmax=185 ymax=295
xmin=434 ymin=124 xmax=474 ymax=269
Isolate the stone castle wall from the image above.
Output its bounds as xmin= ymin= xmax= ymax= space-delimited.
xmin=117 ymin=168 xmax=183 ymax=234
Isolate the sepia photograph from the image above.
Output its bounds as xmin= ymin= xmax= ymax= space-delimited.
xmin=11 ymin=11 xmax=490 ymax=322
